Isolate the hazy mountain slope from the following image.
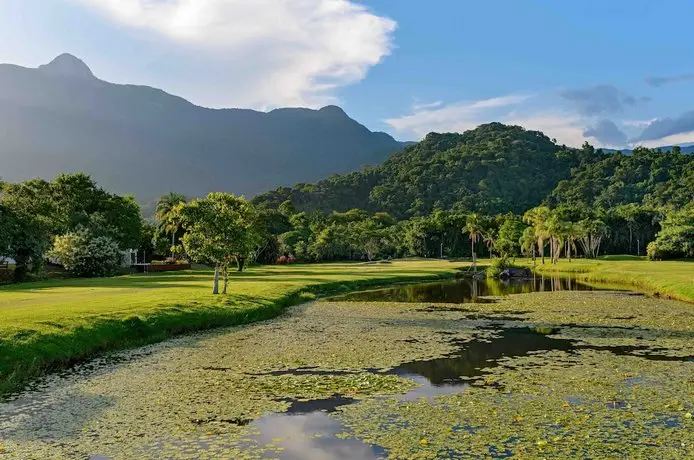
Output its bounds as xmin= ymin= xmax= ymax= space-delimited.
xmin=0 ymin=54 xmax=404 ymax=200
xmin=602 ymin=145 xmax=694 ymax=154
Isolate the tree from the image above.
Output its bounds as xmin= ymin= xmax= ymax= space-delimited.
xmin=523 ymin=206 xmax=551 ymax=264
xmin=0 ymin=189 xmax=53 ymax=281
xmin=546 ymin=213 xmax=570 ymax=264
xmin=155 ymin=192 xmax=187 ymax=259
xmin=495 ymin=214 xmax=525 ymax=258
xmin=178 ymin=193 xmax=260 ymax=294
xmin=464 ymin=213 xmax=483 ymax=271
xmin=309 ymin=224 xmax=350 ymax=261
xmin=577 ymin=218 xmax=608 ymax=259
xmin=615 ymin=203 xmax=640 ymax=255
xmin=520 ymin=226 xmax=537 ymax=264
xmin=647 ymin=206 xmax=694 ymax=260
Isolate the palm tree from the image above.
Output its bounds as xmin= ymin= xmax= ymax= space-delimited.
xmin=464 ymin=213 xmax=482 ymax=271
xmin=155 ymin=192 xmax=187 ymax=259
xmin=520 ymin=226 xmax=537 ymax=265
xmin=523 ymin=206 xmax=551 ymax=264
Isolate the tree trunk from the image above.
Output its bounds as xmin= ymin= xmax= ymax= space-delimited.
xmin=629 ymin=226 xmax=633 ymax=255
xmin=532 ymin=245 xmax=536 ymax=266
xmin=212 ymin=266 xmax=220 ymax=295
xmin=222 ymin=266 xmax=229 ymax=295
xmin=237 ymin=257 xmax=246 ymax=272
xmin=471 ymin=238 xmax=477 ymax=271
xmin=13 ymin=252 xmax=29 ymax=283
xmin=539 ymin=238 xmax=545 ymax=264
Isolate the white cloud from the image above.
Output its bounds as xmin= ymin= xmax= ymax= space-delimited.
xmin=385 ymin=95 xmax=596 ymax=147
xmin=634 ymin=131 xmax=694 ymax=148
xmin=75 ymin=0 xmax=396 ymax=108
xmin=411 ymin=100 xmax=443 ymax=111
xmin=622 ymin=118 xmax=658 ymax=128
xmin=385 ymin=95 xmax=532 ymax=138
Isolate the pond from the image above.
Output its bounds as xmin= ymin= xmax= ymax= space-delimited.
xmin=333 ymin=276 xmax=602 ymax=303
xmin=0 ymin=285 xmax=692 ymax=458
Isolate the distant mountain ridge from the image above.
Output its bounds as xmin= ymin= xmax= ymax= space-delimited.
xmin=0 ymin=54 xmax=405 ymax=201
xmin=602 ymin=145 xmax=694 ymax=154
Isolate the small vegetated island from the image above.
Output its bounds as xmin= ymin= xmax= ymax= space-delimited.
xmin=0 ymin=124 xmax=692 ymax=458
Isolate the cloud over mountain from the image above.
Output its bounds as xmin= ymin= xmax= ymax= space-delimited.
xmin=633 ymin=110 xmax=694 ymax=143
xmin=561 ymin=84 xmax=650 ymax=116
xmin=583 ymin=120 xmax=627 ymax=147
xmin=76 ymin=0 xmax=396 ymax=108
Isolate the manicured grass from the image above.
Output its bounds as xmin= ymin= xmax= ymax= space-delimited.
xmin=0 ymin=260 xmax=466 ymax=397
xmin=518 ymin=257 xmax=694 ymax=303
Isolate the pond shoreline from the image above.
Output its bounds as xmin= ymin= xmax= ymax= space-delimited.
xmin=523 ymin=260 xmax=694 ymax=303
xmin=0 ymin=265 xmax=463 ymax=399
xmin=2 ymin=258 xmax=691 ymax=399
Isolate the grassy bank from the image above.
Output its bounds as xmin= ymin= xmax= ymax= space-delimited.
xmin=0 ymin=260 xmax=465 ymax=397
xmin=518 ymin=257 xmax=694 ymax=302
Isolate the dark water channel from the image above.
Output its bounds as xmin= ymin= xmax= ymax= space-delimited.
xmin=333 ymin=276 xmax=602 ymax=304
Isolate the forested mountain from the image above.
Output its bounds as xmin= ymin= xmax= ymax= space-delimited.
xmin=548 ymin=145 xmax=694 ymax=211
xmin=255 ymin=123 xmax=587 ymax=217
xmin=254 ymin=123 xmax=694 ymax=219
xmin=0 ymin=54 xmax=404 ymax=201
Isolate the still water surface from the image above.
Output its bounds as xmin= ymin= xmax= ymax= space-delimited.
xmin=334 ymin=276 xmax=601 ymax=303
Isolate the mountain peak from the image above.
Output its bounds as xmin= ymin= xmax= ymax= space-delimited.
xmin=38 ymin=53 xmax=94 ymax=79
xmin=318 ymin=105 xmax=347 ymax=116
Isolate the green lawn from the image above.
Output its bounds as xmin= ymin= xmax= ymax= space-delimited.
xmin=518 ymin=257 xmax=694 ymax=303
xmin=0 ymin=260 xmax=466 ymax=396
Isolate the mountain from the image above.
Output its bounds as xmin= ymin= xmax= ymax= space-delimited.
xmin=0 ymin=54 xmax=405 ymax=201
xmin=254 ymin=123 xmax=589 ymax=217
xmin=255 ymin=123 xmax=694 ymax=218
xmin=602 ymin=145 xmax=694 ymax=155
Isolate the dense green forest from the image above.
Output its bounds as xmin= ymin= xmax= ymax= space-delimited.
xmin=253 ymin=123 xmax=693 ymax=261
xmin=2 ymin=124 xmax=692 ymax=285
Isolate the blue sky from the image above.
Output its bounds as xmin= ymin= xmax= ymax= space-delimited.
xmin=2 ymin=0 xmax=694 ymax=148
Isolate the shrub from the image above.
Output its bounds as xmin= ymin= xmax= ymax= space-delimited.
xmin=49 ymin=230 xmax=121 ymax=277
xmin=486 ymin=257 xmax=511 ymax=279
xmin=646 ymin=241 xmax=660 ymax=261
xmin=277 ymin=255 xmax=288 ymax=264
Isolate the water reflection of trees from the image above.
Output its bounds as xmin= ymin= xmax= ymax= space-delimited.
xmin=343 ymin=276 xmax=593 ymax=303
xmin=393 ymin=328 xmax=574 ymax=385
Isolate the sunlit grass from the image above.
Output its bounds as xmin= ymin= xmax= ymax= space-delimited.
xmin=517 ymin=257 xmax=694 ymax=302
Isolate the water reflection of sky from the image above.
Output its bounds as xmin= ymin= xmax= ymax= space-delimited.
xmin=251 ymin=412 xmax=384 ymax=460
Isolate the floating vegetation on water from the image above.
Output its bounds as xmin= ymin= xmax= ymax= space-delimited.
xmin=0 ymin=291 xmax=692 ymax=458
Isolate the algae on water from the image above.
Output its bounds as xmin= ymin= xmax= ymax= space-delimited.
xmin=0 ymin=291 xmax=692 ymax=458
